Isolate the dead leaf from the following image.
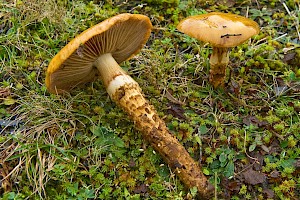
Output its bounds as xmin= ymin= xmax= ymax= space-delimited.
xmin=128 ymin=158 xmax=136 ymax=168
xmin=269 ymin=170 xmax=280 ymax=178
xmin=294 ymin=159 xmax=300 ymax=168
xmin=221 ymin=178 xmax=241 ymax=199
xmin=221 ymin=177 xmax=240 ymax=192
xmin=263 ymin=188 xmax=275 ymax=198
xmin=242 ymin=168 xmax=266 ymax=185
xmin=165 ymin=90 xmax=185 ymax=105
xmin=166 ymin=103 xmax=186 ymax=120
xmin=283 ymin=52 xmax=296 ymax=63
xmin=242 ymin=116 xmax=268 ymax=127
xmin=269 ymin=139 xmax=282 ymax=154
xmin=217 ymin=0 xmax=236 ymax=7
xmin=248 ymin=152 xmax=264 ymax=170
xmin=133 ymin=183 xmax=148 ymax=194
xmin=228 ymin=79 xmax=241 ymax=96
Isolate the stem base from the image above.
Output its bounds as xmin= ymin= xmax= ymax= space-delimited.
xmin=209 ymin=47 xmax=229 ymax=88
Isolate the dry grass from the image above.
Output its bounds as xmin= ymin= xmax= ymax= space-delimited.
xmin=0 ymin=91 xmax=94 ymax=197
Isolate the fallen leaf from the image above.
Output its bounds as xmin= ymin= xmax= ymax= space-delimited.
xmin=221 ymin=177 xmax=240 ymax=199
xmin=248 ymin=152 xmax=264 ymax=171
xmin=269 ymin=139 xmax=282 ymax=154
xmin=282 ymin=52 xmax=296 ymax=63
xmin=128 ymin=158 xmax=136 ymax=168
xmin=166 ymin=103 xmax=186 ymax=120
xmin=269 ymin=170 xmax=280 ymax=178
xmin=268 ymin=170 xmax=284 ymax=183
xmin=134 ymin=183 xmax=148 ymax=194
xmin=217 ymin=0 xmax=235 ymax=7
xmin=294 ymin=159 xmax=300 ymax=168
xmin=228 ymin=80 xmax=241 ymax=96
xmin=242 ymin=115 xmax=268 ymax=127
xmin=263 ymin=188 xmax=275 ymax=198
xmin=165 ymin=90 xmax=184 ymax=105
xmin=242 ymin=168 xmax=266 ymax=185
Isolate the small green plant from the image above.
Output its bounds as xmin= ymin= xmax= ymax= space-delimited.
xmin=208 ymin=147 xmax=235 ymax=179
xmin=90 ymin=126 xmax=126 ymax=162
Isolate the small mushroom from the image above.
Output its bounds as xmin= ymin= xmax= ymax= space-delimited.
xmin=177 ymin=12 xmax=260 ymax=88
xmin=46 ymin=13 xmax=213 ymax=198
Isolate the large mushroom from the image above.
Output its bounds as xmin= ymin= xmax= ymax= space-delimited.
xmin=177 ymin=12 xmax=260 ymax=88
xmin=46 ymin=13 xmax=213 ymax=198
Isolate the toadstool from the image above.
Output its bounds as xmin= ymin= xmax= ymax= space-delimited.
xmin=46 ymin=13 xmax=213 ymax=198
xmin=177 ymin=12 xmax=260 ymax=88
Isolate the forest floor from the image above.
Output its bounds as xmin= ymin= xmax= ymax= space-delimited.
xmin=0 ymin=0 xmax=299 ymax=199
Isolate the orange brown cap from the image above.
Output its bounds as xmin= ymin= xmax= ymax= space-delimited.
xmin=46 ymin=13 xmax=152 ymax=94
xmin=177 ymin=12 xmax=260 ymax=48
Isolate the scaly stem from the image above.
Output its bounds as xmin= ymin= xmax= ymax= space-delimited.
xmin=94 ymin=53 xmax=214 ymax=198
xmin=209 ymin=47 xmax=229 ymax=88
xmin=94 ymin=53 xmax=134 ymax=95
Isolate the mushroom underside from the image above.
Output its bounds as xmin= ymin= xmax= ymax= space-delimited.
xmin=48 ymin=19 xmax=150 ymax=93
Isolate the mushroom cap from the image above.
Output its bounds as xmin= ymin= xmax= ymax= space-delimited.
xmin=177 ymin=12 xmax=259 ymax=48
xmin=46 ymin=13 xmax=152 ymax=94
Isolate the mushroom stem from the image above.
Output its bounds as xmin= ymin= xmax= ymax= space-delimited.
xmin=94 ymin=53 xmax=213 ymax=198
xmin=209 ymin=47 xmax=229 ymax=88
xmin=94 ymin=53 xmax=130 ymax=90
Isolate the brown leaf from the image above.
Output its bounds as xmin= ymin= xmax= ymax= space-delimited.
xmin=269 ymin=139 xmax=282 ymax=154
xmin=228 ymin=80 xmax=241 ymax=96
xmin=275 ymin=77 xmax=285 ymax=86
xmin=248 ymin=152 xmax=264 ymax=171
xmin=217 ymin=0 xmax=236 ymax=7
xmin=269 ymin=170 xmax=280 ymax=178
xmin=283 ymin=52 xmax=296 ymax=63
xmin=128 ymin=158 xmax=136 ymax=168
xmin=165 ymin=90 xmax=184 ymax=105
xmin=294 ymin=159 xmax=300 ymax=168
xmin=166 ymin=103 xmax=186 ymax=120
xmin=242 ymin=168 xmax=266 ymax=185
xmin=242 ymin=115 xmax=268 ymax=127
xmin=134 ymin=183 xmax=148 ymax=194
xmin=221 ymin=178 xmax=241 ymax=199
xmin=263 ymin=188 xmax=275 ymax=198
xmin=221 ymin=178 xmax=240 ymax=192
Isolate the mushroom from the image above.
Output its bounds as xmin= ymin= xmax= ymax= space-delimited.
xmin=177 ymin=12 xmax=260 ymax=88
xmin=46 ymin=13 xmax=213 ymax=198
